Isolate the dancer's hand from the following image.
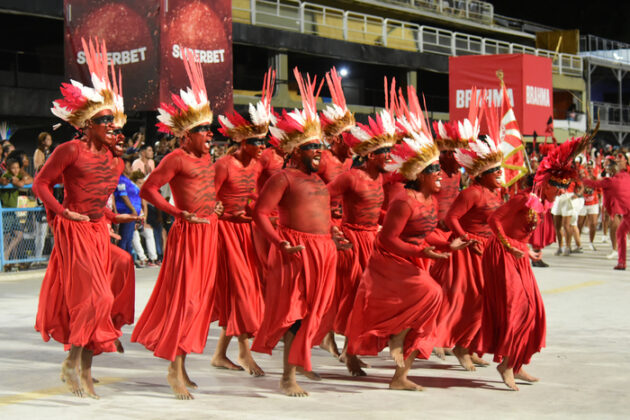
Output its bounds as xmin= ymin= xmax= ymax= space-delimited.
xmin=422 ymin=246 xmax=449 ymax=259
xmin=62 ymin=208 xmax=89 ymax=222
xmin=214 ymin=201 xmax=224 ymax=217
xmin=508 ymin=246 xmax=525 ymax=259
xmin=182 ymin=211 xmax=209 ymax=224
xmin=113 ymin=214 xmax=144 ymax=224
xmin=450 ymin=236 xmax=475 ymax=251
xmin=528 ymin=249 xmax=542 ymax=261
xmin=228 ymin=211 xmax=253 ymax=222
xmin=332 ymin=226 xmax=353 ymax=251
xmin=280 ymin=241 xmax=305 ymax=254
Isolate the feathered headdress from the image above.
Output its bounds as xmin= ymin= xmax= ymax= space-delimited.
xmin=534 ymin=122 xmax=599 ymax=190
xmin=320 ymin=67 xmax=355 ymax=138
xmin=218 ymin=68 xmax=276 ymax=142
xmin=433 ymin=87 xmax=481 ymax=151
xmin=51 ymin=38 xmax=123 ymax=129
xmin=454 ymin=94 xmax=503 ymax=177
xmin=344 ymin=77 xmax=397 ymax=157
xmin=157 ymin=48 xmax=213 ymax=137
xmin=269 ymin=67 xmax=323 ymax=153
xmin=386 ymin=85 xmax=439 ymax=180
xmin=0 ymin=122 xmax=12 ymax=141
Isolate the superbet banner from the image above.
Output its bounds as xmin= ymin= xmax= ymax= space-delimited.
xmin=64 ymin=0 xmax=233 ymax=113
xmin=449 ymin=54 xmax=553 ymax=135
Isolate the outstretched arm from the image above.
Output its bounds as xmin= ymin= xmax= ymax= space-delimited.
xmin=327 ymin=171 xmax=352 ymax=200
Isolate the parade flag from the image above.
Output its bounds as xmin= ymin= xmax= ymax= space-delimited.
xmin=499 ymin=81 xmax=528 ymax=187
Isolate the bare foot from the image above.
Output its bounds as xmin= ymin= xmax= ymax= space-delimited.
xmin=471 ymin=353 xmax=489 ymax=366
xmin=515 ymin=368 xmax=539 ymax=383
xmin=433 ymin=347 xmax=446 ymax=360
xmin=61 ymin=361 xmax=84 ymax=397
xmin=211 ymin=355 xmax=244 ymax=371
xmin=114 ymin=339 xmax=124 ymax=354
xmin=319 ymin=332 xmax=340 ymax=358
xmin=345 ymin=354 xmax=367 ymax=376
xmin=296 ymin=366 xmax=322 ymax=381
xmin=238 ymin=354 xmax=265 ymax=377
xmin=389 ymin=377 xmax=424 ymax=391
xmin=497 ymin=365 xmax=519 ymax=391
xmin=80 ymin=370 xmax=100 ymax=399
xmin=281 ymin=376 xmax=309 ymax=397
xmin=444 ymin=348 xmax=454 ymax=356
xmin=389 ymin=331 xmax=408 ymax=368
xmin=167 ymin=366 xmax=193 ymax=400
xmin=453 ymin=346 xmax=475 ymax=371
xmin=182 ymin=366 xmax=198 ymax=389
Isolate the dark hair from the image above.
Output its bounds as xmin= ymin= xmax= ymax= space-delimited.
xmin=129 ymin=170 xmax=145 ymax=182
xmin=37 ymin=132 xmax=52 ymax=152
xmin=7 ymin=150 xmax=27 ymax=165
xmin=139 ymin=144 xmax=152 ymax=151
xmin=5 ymin=157 xmax=20 ymax=168
xmin=2 ymin=144 xmax=12 ymax=158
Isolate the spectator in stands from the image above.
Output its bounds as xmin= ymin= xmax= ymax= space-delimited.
xmin=126 ymin=131 xmax=144 ymax=155
xmin=130 ymin=172 xmax=159 ymax=267
xmin=1 ymin=143 xmax=15 ymax=172
xmin=132 ymin=144 xmax=155 ymax=175
xmin=34 ymin=132 xmax=53 ymax=174
xmin=114 ymin=159 xmax=143 ymax=258
xmin=1 ymin=157 xmax=33 ymax=268
xmin=7 ymin=150 xmax=30 ymax=176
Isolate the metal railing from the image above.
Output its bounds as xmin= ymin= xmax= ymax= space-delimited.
xmin=0 ymin=184 xmax=54 ymax=270
xmin=374 ymin=0 xmax=493 ymax=24
xmin=233 ymin=0 xmax=583 ymax=76
xmin=591 ymin=101 xmax=630 ymax=127
xmin=580 ymin=35 xmax=630 ymax=66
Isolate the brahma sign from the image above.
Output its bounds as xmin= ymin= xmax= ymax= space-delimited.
xmin=64 ymin=0 xmax=233 ymax=113
xmin=449 ymin=54 xmax=553 ymax=135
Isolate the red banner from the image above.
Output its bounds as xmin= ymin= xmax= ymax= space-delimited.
xmin=159 ymin=0 xmax=233 ymax=115
xmin=449 ymin=54 xmax=553 ymax=135
xmin=64 ymin=0 xmax=160 ymax=111
xmin=63 ymin=0 xmax=233 ymax=114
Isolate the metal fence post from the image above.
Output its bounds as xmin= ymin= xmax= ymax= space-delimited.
xmin=250 ymin=0 xmax=256 ymax=25
xmin=417 ymin=26 xmax=423 ymax=53
xmin=382 ymin=19 xmax=388 ymax=47
xmin=299 ymin=3 xmax=305 ymax=33
xmin=0 ymin=208 xmax=5 ymax=270
xmin=343 ymin=11 xmax=348 ymax=41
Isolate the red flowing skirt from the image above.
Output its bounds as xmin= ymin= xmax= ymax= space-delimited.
xmin=109 ymin=243 xmax=135 ymax=331
xmin=473 ymin=236 xmax=546 ymax=372
xmin=333 ymin=224 xmax=377 ymax=335
xmin=213 ymin=220 xmax=263 ymax=337
xmin=35 ymin=217 xmax=119 ymax=355
xmin=345 ymin=245 xmax=443 ymax=360
xmin=251 ymin=226 xmax=337 ymax=372
xmin=529 ymin=210 xmax=555 ymax=250
xmin=131 ymin=216 xmax=218 ymax=361
xmin=431 ymin=234 xmax=489 ymax=349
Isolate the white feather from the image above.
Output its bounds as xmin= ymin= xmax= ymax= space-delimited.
xmin=350 ymin=126 xmax=372 ymax=142
xmin=218 ymin=115 xmax=235 ymax=129
xmin=269 ymin=126 xmax=286 ymax=140
xmin=71 ymin=80 xmax=103 ymax=103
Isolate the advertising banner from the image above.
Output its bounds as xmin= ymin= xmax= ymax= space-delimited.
xmin=64 ymin=0 xmax=161 ymax=110
xmin=449 ymin=54 xmax=553 ymax=135
xmin=64 ymin=0 xmax=233 ymax=114
xmin=159 ymin=0 xmax=233 ymax=115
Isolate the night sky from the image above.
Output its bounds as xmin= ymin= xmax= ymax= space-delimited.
xmin=493 ymin=1 xmax=630 ymax=44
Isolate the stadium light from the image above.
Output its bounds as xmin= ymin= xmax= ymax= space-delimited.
xmin=339 ymin=67 xmax=349 ymax=77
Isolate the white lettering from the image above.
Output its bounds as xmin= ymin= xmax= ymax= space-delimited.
xmin=75 ymin=47 xmax=149 ymax=66
xmin=454 ymin=88 xmax=515 ymax=108
xmin=525 ymin=85 xmax=550 ymax=107
xmin=77 ymin=51 xmax=85 ymax=65
xmin=456 ymin=90 xmax=465 ymax=108
xmin=171 ymin=44 xmax=226 ymax=64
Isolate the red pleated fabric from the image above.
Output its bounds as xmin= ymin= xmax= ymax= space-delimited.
xmin=251 ymin=226 xmax=337 ymax=372
xmin=109 ymin=243 xmax=135 ymax=331
xmin=430 ymin=233 xmax=488 ymax=349
xmin=473 ymin=236 xmax=546 ymax=373
xmin=345 ymin=245 xmax=443 ymax=360
xmin=333 ymin=224 xmax=377 ymax=335
xmin=213 ymin=220 xmax=263 ymax=337
xmin=529 ymin=210 xmax=556 ymax=249
xmin=131 ymin=216 xmax=218 ymax=361
xmin=35 ymin=217 xmax=119 ymax=355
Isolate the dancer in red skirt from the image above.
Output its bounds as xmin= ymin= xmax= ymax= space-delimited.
xmin=345 ymin=86 xmax=471 ymax=391
xmin=431 ymin=99 xmax=503 ymax=371
xmin=34 ymin=38 xmax=125 ymax=398
xmin=314 ymin=67 xmax=357 ymax=358
xmin=210 ymin=69 xmax=275 ymax=376
xmin=131 ymin=49 xmax=218 ymax=400
xmin=475 ymin=129 xmax=596 ymax=390
xmin=251 ymin=68 xmax=349 ymax=397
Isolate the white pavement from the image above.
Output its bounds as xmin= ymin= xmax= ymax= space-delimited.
xmin=0 ymin=239 xmax=629 ymax=419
